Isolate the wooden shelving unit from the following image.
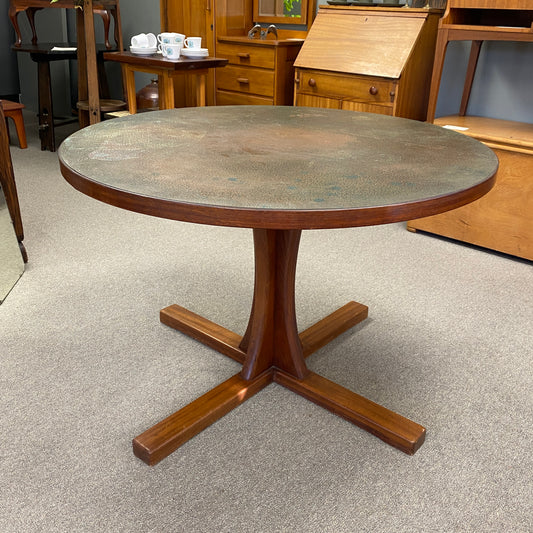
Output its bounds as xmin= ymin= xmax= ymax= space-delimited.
xmin=408 ymin=1 xmax=533 ymax=261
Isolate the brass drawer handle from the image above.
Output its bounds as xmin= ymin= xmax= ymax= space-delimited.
xmin=237 ymin=53 xmax=251 ymax=59
xmin=237 ymin=77 xmax=250 ymax=84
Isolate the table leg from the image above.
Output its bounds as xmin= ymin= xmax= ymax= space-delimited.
xmin=195 ymin=71 xmax=207 ymax=107
xmin=36 ymin=59 xmax=55 ymax=152
xmin=8 ymin=4 xmax=23 ymax=47
xmin=133 ymin=371 xmax=272 ymax=465
xmin=125 ymin=67 xmax=137 ymax=114
xmin=274 ymin=370 xmax=425 ymax=455
xmin=159 ymin=72 xmax=175 ymax=109
xmin=135 ymin=228 xmax=426 ymax=465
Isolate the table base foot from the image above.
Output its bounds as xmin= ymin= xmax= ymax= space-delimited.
xmin=160 ymin=304 xmax=246 ymax=363
xmin=300 ymin=301 xmax=368 ymax=358
xmin=273 ymin=369 xmax=426 ymax=455
xmin=133 ymin=370 xmax=273 ymax=466
xmin=136 ymin=301 xmax=424 ymax=464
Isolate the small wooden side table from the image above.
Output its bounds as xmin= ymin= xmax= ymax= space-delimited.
xmin=103 ymin=51 xmax=228 ymax=112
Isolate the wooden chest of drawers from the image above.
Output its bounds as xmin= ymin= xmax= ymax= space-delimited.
xmin=216 ymin=37 xmax=303 ymax=106
xmin=294 ymin=6 xmax=442 ymax=119
xmin=296 ymin=68 xmax=397 ymax=115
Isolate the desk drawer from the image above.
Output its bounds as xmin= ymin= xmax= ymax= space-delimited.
xmin=216 ymin=90 xmax=273 ymax=106
xmin=217 ymin=42 xmax=276 ymax=69
xmin=296 ymin=69 xmax=396 ymax=104
xmin=216 ymin=65 xmax=275 ymax=97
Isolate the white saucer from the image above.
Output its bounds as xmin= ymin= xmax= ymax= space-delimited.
xmin=130 ymin=46 xmax=157 ymax=55
xmin=181 ymin=48 xmax=209 ymax=58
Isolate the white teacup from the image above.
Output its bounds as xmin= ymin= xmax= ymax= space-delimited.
xmin=184 ymin=37 xmax=202 ymax=49
xmin=131 ymin=33 xmax=149 ymax=48
xmin=157 ymin=32 xmax=185 ymax=47
xmin=160 ymin=43 xmax=181 ymax=60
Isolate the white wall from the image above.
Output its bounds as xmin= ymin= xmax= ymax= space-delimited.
xmin=436 ymin=40 xmax=533 ymax=123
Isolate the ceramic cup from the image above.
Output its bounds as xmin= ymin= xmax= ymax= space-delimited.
xmin=184 ymin=37 xmax=202 ymax=49
xmin=157 ymin=32 xmax=185 ymax=47
xmin=131 ymin=33 xmax=149 ymax=48
xmin=161 ymin=43 xmax=181 ymax=60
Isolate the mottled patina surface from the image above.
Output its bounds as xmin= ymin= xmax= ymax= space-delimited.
xmin=59 ymin=106 xmax=498 ymax=212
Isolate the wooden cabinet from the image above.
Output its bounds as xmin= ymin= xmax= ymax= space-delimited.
xmin=408 ymin=1 xmax=533 ymax=260
xmin=160 ymin=0 xmax=253 ymax=106
xmin=407 ymin=116 xmax=533 ymax=261
xmin=216 ymin=37 xmax=303 ymax=105
xmin=294 ymin=6 xmax=442 ymax=120
xmin=160 ymin=0 xmax=308 ymax=107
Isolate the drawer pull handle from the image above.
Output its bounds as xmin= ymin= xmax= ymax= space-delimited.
xmin=237 ymin=77 xmax=250 ymax=84
xmin=237 ymin=53 xmax=250 ymax=59
xmin=308 ymin=78 xmax=316 ymax=87
xmin=369 ymin=86 xmax=378 ymax=96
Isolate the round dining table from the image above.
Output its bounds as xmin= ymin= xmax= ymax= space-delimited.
xmin=59 ymin=106 xmax=498 ymax=465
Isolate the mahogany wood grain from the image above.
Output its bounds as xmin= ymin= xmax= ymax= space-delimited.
xmin=133 ymin=370 xmax=273 ymax=465
xmin=241 ymin=230 xmax=308 ymax=380
xmin=273 ymin=370 xmax=426 ymax=455
xmin=160 ymin=304 xmax=246 ymax=364
xmin=299 ymin=301 xmax=369 ymax=358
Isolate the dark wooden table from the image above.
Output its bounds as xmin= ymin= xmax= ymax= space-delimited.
xmin=58 ymin=106 xmax=498 ymax=465
xmin=103 ymin=51 xmax=228 ymax=111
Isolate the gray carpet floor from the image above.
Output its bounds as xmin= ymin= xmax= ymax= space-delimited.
xmin=1 ymin=112 xmax=532 ymax=532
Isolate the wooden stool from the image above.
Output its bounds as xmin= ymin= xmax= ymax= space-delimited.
xmin=0 ymin=100 xmax=27 ymax=149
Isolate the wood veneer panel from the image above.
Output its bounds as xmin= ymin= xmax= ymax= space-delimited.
xmin=294 ymin=10 xmax=425 ymax=78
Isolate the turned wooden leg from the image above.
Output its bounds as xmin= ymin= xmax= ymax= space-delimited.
xmin=8 ymin=5 xmax=22 ymax=47
xmin=94 ymin=8 xmax=111 ymax=49
xmin=26 ymin=7 xmax=40 ymax=45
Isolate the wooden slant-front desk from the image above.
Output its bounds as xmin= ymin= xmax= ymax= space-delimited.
xmin=407 ymin=116 xmax=533 ymax=261
xmin=293 ymin=6 xmax=442 ymax=120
